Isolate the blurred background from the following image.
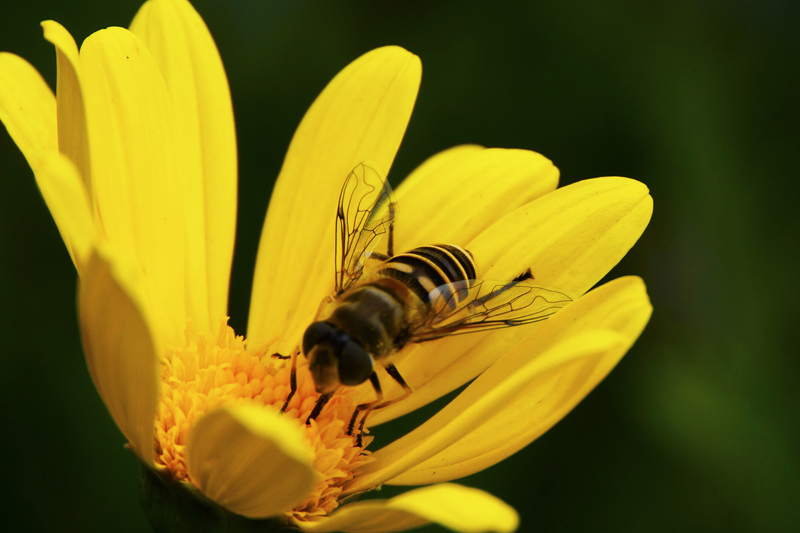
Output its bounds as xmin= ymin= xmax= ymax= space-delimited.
xmin=1 ymin=1 xmax=798 ymax=532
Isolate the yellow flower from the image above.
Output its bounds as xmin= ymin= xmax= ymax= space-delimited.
xmin=0 ymin=0 xmax=653 ymax=531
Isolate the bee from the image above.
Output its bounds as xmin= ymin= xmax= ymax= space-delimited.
xmin=277 ymin=161 xmax=572 ymax=442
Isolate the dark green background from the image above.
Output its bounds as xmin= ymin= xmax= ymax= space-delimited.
xmin=1 ymin=1 xmax=798 ymax=532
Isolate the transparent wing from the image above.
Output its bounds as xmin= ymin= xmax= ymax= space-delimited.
xmin=408 ymin=279 xmax=574 ymax=343
xmin=335 ymin=161 xmax=396 ymax=294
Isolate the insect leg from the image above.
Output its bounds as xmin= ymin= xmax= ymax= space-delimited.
xmin=278 ymin=346 xmax=300 ymax=413
xmin=355 ymin=363 xmax=414 ymax=439
xmin=369 ymin=251 xmax=390 ymax=261
xmin=513 ymin=268 xmax=534 ymax=282
xmin=469 ymin=273 xmax=533 ymax=310
xmin=314 ymin=294 xmax=333 ymax=320
xmin=384 ymin=363 xmax=412 ymax=392
xmin=347 ymin=372 xmax=383 ymax=447
xmin=386 ymin=205 xmax=395 ymax=257
xmin=306 ymin=391 xmax=333 ymax=424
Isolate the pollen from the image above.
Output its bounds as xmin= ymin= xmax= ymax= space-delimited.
xmin=154 ymin=319 xmax=373 ymax=521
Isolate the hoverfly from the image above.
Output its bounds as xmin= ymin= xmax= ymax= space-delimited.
xmin=277 ymin=161 xmax=572 ymax=443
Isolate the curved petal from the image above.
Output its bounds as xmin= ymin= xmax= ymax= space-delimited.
xmin=347 ymin=328 xmax=629 ymax=494
xmin=385 ymin=277 xmax=652 ymax=485
xmin=78 ymin=247 xmax=160 ymax=466
xmin=471 ymin=176 xmax=653 ymax=295
xmin=185 ymin=404 xmax=317 ymax=519
xmin=0 ymin=52 xmax=57 ymax=171
xmin=371 ymin=178 xmax=652 ymax=424
xmin=0 ymin=49 xmax=94 ymax=269
xmin=248 ymin=46 xmax=421 ymax=351
xmin=130 ymin=0 xmax=237 ymax=332
xmin=368 ymin=332 xmax=515 ymax=426
xmin=393 ymin=147 xmax=559 ymax=251
xmin=41 ymin=20 xmax=92 ymax=194
xmin=396 ymin=145 xmax=483 ymax=190
xmin=36 ymin=152 xmax=95 ymax=269
xmin=80 ymin=27 xmax=186 ymax=344
xmin=298 ymin=484 xmax=517 ymax=533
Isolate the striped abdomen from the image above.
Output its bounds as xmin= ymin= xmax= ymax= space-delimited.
xmin=378 ymin=244 xmax=476 ymax=308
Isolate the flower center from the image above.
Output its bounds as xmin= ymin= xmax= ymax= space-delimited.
xmin=154 ymin=319 xmax=372 ymax=520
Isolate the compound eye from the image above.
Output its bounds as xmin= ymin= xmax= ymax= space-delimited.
xmin=338 ymin=340 xmax=374 ymax=386
xmin=303 ymin=322 xmax=334 ymax=355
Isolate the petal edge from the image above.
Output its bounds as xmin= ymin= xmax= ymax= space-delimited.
xmin=78 ymin=247 xmax=159 ymax=466
xmin=298 ymin=484 xmax=518 ymax=533
xmin=186 ymin=404 xmax=317 ymax=519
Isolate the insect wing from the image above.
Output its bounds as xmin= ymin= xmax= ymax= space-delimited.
xmin=335 ymin=161 xmax=396 ymax=293
xmin=409 ymin=279 xmax=574 ymax=343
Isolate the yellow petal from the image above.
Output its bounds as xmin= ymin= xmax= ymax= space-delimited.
xmin=41 ymin=20 xmax=92 ymax=195
xmin=0 ymin=49 xmax=92 ymax=269
xmin=0 ymin=52 xmax=57 ymax=171
xmin=348 ymin=328 xmax=627 ymax=493
xmin=78 ymin=247 xmax=159 ymax=466
xmin=185 ymin=404 xmax=317 ymax=518
xmin=248 ymin=46 xmax=421 ymax=351
xmin=35 ymin=152 xmax=95 ymax=270
xmin=366 ymin=147 xmax=560 ymax=423
xmin=130 ymin=0 xmax=237 ymax=332
xmin=372 ymin=178 xmax=649 ymax=425
xmin=470 ymin=176 xmax=653 ymax=295
xmin=80 ymin=27 xmax=186 ymax=344
xmin=397 ymin=145 xmax=484 ymax=190
xmin=299 ymin=484 xmax=517 ymax=533
xmin=368 ymin=331 xmax=521 ymax=426
xmin=394 ymin=147 xmax=559 ymax=251
xmin=385 ymin=277 xmax=652 ymax=485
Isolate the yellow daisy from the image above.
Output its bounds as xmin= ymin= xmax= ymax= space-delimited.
xmin=0 ymin=0 xmax=653 ymax=531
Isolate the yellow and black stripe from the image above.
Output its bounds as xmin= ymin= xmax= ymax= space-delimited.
xmin=379 ymin=244 xmax=476 ymax=305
